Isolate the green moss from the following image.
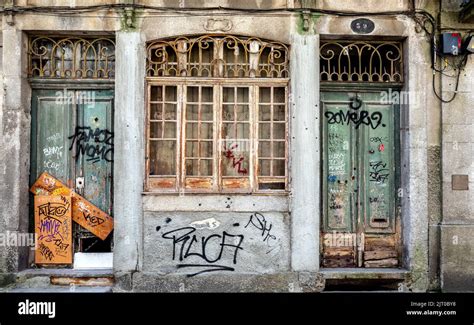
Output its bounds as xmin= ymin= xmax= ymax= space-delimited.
xmin=120 ymin=8 xmax=142 ymax=31
xmin=296 ymin=13 xmax=321 ymax=35
xmin=407 ymin=245 xmax=429 ymax=292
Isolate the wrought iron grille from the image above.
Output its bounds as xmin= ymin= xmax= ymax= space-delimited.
xmin=320 ymin=41 xmax=403 ymax=83
xmin=146 ymin=35 xmax=289 ymax=78
xmin=28 ymin=36 xmax=115 ymax=79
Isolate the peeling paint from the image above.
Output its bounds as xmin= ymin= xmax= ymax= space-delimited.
xmin=190 ymin=218 xmax=221 ymax=230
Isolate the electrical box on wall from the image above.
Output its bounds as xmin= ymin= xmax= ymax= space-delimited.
xmin=442 ymin=33 xmax=462 ymax=55
xmin=464 ymin=35 xmax=474 ymax=53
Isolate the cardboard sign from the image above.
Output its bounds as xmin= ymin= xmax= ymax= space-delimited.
xmin=35 ymin=195 xmax=72 ymax=264
xmin=30 ymin=172 xmax=114 ymax=240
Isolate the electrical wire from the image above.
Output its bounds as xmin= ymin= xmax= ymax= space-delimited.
xmin=432 ymin=54 xmax=468 ymax=103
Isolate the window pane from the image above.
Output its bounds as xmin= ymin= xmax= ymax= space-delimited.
xmin=259 ymin=105 xmax=271 ymax=121
xmin=236 ymin=123 xmax=250 ymax=139
xmin=200 ymin=159 xmax=212 ymax=176
xmin=150 ymin=122 xmax=163 ymax=138
xmin=236 ymin=87 xmax=249 ymax=102
xmin=163 ymin=122 xmax=176 ymax=138
xmin=259 ymin=182 xmax=285 ymax=190
xmin=273 ymin=160 xmax=285 ymax=176
xmin=273 ymin=87 xmax=285 ymax=103
xmin=149 ymin=140 xmax=176 ymax=175
xmin=187 ymin=87 xmax=199 ymax=102
xmin=186 ymin=122 xmax=198 ymax=138
xmin=236 ymin=105 xmax=249 ymax=121
xmin=186 ymin=104 xmax=199 ymax=120
xmin=201 ymin=123 xmax=213 ymax=139
xmin=223 ymin=105 xmax=234 ymax=121
xmin=202 ymin=87 xmax=213 ymax=103
xmin=223 ymin=87 xmax=234 ymax=103
xmin=273 ymin=141 xmax=285 ymax=158
xmin=259 ymin=123 xmax=271 ymax=139
xmin=259 ymin=87 xmax=271 ymax=103
xmin=164 ymin=104 xmax=177 ymax=120
xmin=186 ymin=141 xmax=198 ymax=157
xmin=273 ymin=123 xmax=285 ymax=139
xmin=185 ymin=159 xmax=198 ymax=175
xmin=151 ymin=86 xmax=163 ymax=102
xmin=200 ymin=141 xmax=213 ymax=158
xmin=150 ymin=103 xmax=163 ymax=120
xmin=165 ymin=86 xmax=177 ymax=101
xmin=201 ymin=105 xmax=213 ymax=121
xmin=259 ymin=141 xmax=271 ymax=157
xmin=259 ymin=159 xmax=271 ymax=176
xmin=273 ymin=105 xmax=285 ymax=121
xmin=222 ymin=122 xmax=234 ymax=139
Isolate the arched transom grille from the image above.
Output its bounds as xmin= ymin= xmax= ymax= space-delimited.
xmin=28 ymin=36 xmax=115 ymax=79
xmin=146 ymin=35 xmax=289 ymax=78
xmin=320 ymin=40 xmax=403 ymax=83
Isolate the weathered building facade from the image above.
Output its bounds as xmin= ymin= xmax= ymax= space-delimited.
xmin=0 ymin=0 xmax=473 ymax=292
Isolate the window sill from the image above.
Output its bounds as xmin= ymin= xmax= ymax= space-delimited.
xmin=142 ymin=193 xmax=290 ymax=212
xmin=141 ymin=191 xmax=289 ymax=196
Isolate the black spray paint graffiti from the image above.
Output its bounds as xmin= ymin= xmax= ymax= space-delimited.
xmin=82 ymin=211 xmax=105 ymax=227
xmin=325 ymin=109 xmax=385 ymax=130
xmin=369 ymin=136 xmax=387 ymax=152
xmin=38 ymin=242 xmax=54 ymax=261
xmin=369 ymin=161 xmax=390 ymax=183
xmin=159 ymin=226 xmax=244 ymax=277
xmin=68 ymin=126 xmax=114 ymax=163
xmin=158 ymin=212 xmax=282 ymax=276
xmin=244 ymin=212 xmax=281 ymax=255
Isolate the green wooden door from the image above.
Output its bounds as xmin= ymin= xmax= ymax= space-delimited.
xmin=321 ymin=91 xmax=400 ymax=268
xmin=31 ymin=88 xmax=114 ymax=252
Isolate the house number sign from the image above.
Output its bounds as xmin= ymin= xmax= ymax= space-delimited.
xmin=351 ymin=18 xmax=375 ymax=34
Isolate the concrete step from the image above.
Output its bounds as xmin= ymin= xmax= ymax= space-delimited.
xmin=17 ymin=268 xmax=113 ymax=278
xmin=6 ymin=286 xmax=113 ymax=293
xmin=0 ymin=268 xmax=115 ymax=292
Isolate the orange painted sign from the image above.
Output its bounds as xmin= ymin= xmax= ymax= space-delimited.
xmin=35 ymin=195 xmax=72 ymax=264
xmin=30 ymin=172 xmax=114 ymax=240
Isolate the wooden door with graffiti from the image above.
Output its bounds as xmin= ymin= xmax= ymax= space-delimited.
xmin=321 ymin=91 xmax=401 ymax=268
xmin=31 ymin=88 xmax=114 ymax=253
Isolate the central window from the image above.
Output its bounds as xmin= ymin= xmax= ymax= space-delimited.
xmin=145 ymin=35 xmax=290 ymax=193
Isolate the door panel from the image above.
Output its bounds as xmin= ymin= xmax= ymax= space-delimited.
xmin=322 ymin=100 xmax=356 ymax=232
xmin=321 ymin=91 xmax=400 ymax=268
xmin=361 ymin=103 xmax=395 ymax=234
xmin=32 ymin=90 xmax=74 ymax=186
xmin=75 ymin=92 xmax=114 ymax=214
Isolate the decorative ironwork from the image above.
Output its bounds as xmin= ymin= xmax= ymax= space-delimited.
xmin=320 ymin=41 xmax=403 ymax=83
xmin=146 ymin=35 xmax=289 ymax=78
xmin=28 ymin=36 xmax=115 ymax=79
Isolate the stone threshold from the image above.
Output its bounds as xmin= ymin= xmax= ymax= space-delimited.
xmin=320 ymin=268 xmax=409 ymax=280
xmin=16 ymin=268 xmax=114 ymax=279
